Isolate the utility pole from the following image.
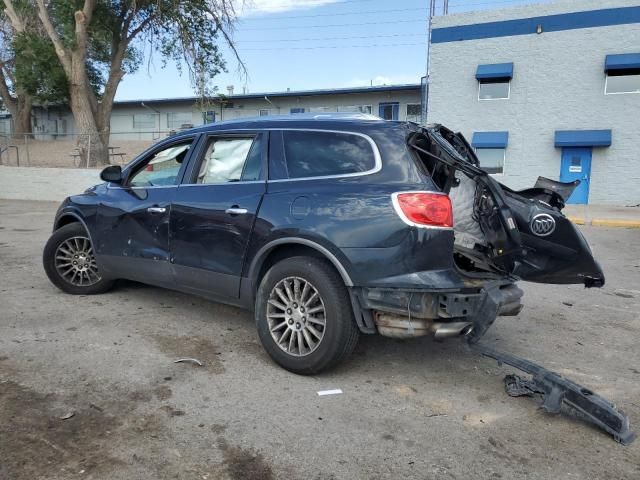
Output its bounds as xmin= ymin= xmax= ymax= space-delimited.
xmin=422 ymin=0 xmax=437 ymax=124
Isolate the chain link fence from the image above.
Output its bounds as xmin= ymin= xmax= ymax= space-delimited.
xmin=0 ymin=131 xmax=177 ymax=168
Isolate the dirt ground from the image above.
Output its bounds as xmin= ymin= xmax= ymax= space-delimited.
xmin=0 ymin=199 xmax=639 ymax=480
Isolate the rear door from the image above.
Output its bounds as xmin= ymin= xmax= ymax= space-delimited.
xmin=169 ymin=131 xmax=267 ymax=300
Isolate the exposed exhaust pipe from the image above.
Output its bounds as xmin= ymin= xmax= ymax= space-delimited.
xmin=432 ymin=321 xmax=474 ymax=341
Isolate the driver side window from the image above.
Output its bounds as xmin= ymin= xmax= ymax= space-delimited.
xmin=128 ymin=140 xmax=193 ymax=187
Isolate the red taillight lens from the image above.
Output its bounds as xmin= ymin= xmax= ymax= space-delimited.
xmin=393 ymin=192 xmax=453 ymax=228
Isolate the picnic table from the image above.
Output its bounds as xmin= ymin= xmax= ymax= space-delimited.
xmin=69 ymin=146 xmax=126 ymax=166
xmin=108 ymin=146 xmax=127 ymax=163
xmin=69 ymin=148 xmax=82 ymax=167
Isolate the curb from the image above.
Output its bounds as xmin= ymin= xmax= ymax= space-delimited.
xmin=567 ymin=216 xmax=640 ymax=229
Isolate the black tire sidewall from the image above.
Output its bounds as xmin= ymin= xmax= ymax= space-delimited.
xmin=255 ymin=256 xmax=356 ymax=374
xmin=42 ymin=223 xmax=113 ymax=295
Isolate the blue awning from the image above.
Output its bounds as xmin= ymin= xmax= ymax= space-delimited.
xmin=472 ymin=131 xmax=509 ymax=148
xmin=554 ymin=130 xmax=612 ymax=147
xmin=475 ymin=63 xmax=514 ymax=80
xmin=604 ymin=53 xmax=640 ymax=72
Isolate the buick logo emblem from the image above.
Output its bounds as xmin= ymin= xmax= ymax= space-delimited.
xmin=530 ymin=213 xmax=556 ymax=236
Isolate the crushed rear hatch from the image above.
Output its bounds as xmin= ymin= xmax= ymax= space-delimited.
xmin=408 ymin=125 xmax=605 ymax=288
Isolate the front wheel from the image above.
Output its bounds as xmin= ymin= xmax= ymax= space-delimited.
xmin=43 ymin=223 xmax=114 ymax=295
xmin=255 ymin=256 xmax=359 ymax=374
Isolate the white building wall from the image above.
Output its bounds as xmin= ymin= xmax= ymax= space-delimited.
xmin=427 ymin=0 xmax=640 ymax=204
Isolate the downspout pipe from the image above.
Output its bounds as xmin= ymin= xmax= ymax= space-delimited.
xmin=264 ymin=96 xmax=279 ymax=114
xmin=141 ymin=102 xmax=161 ymax=138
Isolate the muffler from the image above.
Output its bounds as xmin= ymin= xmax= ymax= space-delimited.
xmin=373 ymin=312 xmax=473 ymax=340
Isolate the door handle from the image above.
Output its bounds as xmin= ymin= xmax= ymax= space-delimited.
xmin=147 ymin=206 xmax=166 ymax=214
xmin=225 ymin=207 xmax=248 ymax=215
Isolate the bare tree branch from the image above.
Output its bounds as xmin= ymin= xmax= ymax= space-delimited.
xmin=74 ymin=0 xmax=97 ymax=56
xmin=204 ymin=4 xmax=247 ymax=79
xmin=127 ymin=14 xmax=155 ymax=42
xmin=2 ymin=0 xmax=25 ymax=33
xmin=35 ymin=0 xmax=71 ymax=75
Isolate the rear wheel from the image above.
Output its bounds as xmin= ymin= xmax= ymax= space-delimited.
xmin=255 ymin=256 xmax=359 ymax=374
xmin=43 ymin=223 xmax=114 ymax=295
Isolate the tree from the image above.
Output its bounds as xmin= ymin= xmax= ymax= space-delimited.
xmin=2 ymin=0 xmax=243 ymax=166
xmin=0 ymin=2 xmax=38 ymax=134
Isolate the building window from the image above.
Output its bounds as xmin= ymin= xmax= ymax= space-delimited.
xmin=259 ymin=109 xmax=270 ymax=116
xmin=290 ymin=107 xmax=305 ymax=114
xmin=406 ymin=104 xmax=421 ymax=122
xmin=475 ymin=148 xmax=505 ymax=175
xmin=478 ymin=80 xmax=510 ymax=100
xmin=203 ymin=111 xmax=216 ymax=124
xmin=471 ymin=131 xmax=508 ymax=175
xmin=476 ymin=62 xmax=513 ymax=100
xmin=604 ymin=53 xmax=640 ymax=94
xmin=338 ymin=105 xmax=372 ymax=114
xmin=605 ymin=71 xmax=640 ymax=94
xmin=133 ymin=113 xmax=156 ymax=129
xmin=309 ymin=106 xmax=334 ymax=113
xmin=167 ymin=112 xmax=193 ymax=129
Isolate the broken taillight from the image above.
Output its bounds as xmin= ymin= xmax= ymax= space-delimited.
xmin=392 ymin=191 xmax=453 ymax=228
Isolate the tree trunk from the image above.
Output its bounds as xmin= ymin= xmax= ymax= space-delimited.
xmin=68 ymin=84 xmax=109 ymax=167
xmin=13 ymin=94 xmax=33 ymax=136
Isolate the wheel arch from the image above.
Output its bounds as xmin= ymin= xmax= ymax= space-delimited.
xmin=54 ymin=212 xmax=85 ymax=231
xmin=53 ymin=212 xmax=96 ymax=252
xmin=249 ymin=238 xmax=354 ymax=293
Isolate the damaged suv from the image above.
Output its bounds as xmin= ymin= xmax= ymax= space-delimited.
xmin=43 ymin=114 xmax=604 ymax=374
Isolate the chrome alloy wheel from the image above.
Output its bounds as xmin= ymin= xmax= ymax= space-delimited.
xmin=267 ymin=276 xmax=326 ymax=357
xmin=54 ymin=236 xmax=101 ymax=287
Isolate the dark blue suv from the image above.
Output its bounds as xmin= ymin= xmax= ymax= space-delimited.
xmin=43 ymin=114 xmax=604 ymax=373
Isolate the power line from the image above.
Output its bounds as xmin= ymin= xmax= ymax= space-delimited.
xmin=448 ymin=0 xmax=550 ymax=7
xmin=238 ymin=42 xmax=425 ymax=52
xmin=241 ymin=7 xmax=428 ymax=21
xmin=240 ymin=19 xmax=425 ymax=31
xmin=235 ymin=33 xmax=427 ymax=43
xmin=240 ymin=0 xmax=423 ymax=13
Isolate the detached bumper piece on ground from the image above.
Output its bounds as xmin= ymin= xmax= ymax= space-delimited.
xmin=471 ymin=343 xmax=636 ymax=446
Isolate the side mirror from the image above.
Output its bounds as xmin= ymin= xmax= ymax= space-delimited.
xmin=100 ymin=165 xmax=122 ymax=183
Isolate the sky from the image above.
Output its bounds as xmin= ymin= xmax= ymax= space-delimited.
xmin=115 ymin=0 xmax=553 ymax=101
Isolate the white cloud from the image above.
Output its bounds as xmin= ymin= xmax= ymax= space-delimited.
xmin=238 ymin=0 xmax=343 ymax=16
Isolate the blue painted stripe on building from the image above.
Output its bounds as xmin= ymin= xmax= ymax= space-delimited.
xmin=605 ymin=53 xmax=640 ymax=71
xmin=432 ymin=6 xmax=640 ymax=43
xmin=476 ymin=63 xmax=514 ymax=80
xmin=554 ymin=130 xmax=612 ymax=147
xmin=472 ymin=131 xmax=509 ymax=148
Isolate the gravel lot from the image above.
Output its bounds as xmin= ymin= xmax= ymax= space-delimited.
xmin=1 ymin=199 xmax=639 ymax=480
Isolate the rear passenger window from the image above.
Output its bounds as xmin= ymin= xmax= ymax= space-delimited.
xmin=196 ymin=136 xmax=262 ymax=184
xmin=283 ymin=131 xmax=375 ymax=179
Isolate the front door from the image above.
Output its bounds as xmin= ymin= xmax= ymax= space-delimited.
xmin=170 ymin=132 xmax=267 ymax=300
xmin=560 ymin=147 xmax=592 ymax=204
xmin=94 ymin=137 xmax=196 ymax=284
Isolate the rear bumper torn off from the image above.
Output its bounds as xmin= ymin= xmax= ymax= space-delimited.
xmin=355 ymin=281 xmax=523 ymax=339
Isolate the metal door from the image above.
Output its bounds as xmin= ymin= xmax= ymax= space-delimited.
xmin=560 ymin=147 xmax=592 ymax=204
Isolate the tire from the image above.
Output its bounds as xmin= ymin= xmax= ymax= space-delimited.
xmin=43 ymin=223 xmax=114 ymax=295
xmin=255 ymin=256 xmax=360 ymax=374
